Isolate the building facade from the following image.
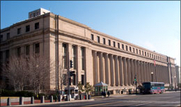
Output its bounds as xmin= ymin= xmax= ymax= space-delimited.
xmin=0 ymin=8 xmax=177 ymax=93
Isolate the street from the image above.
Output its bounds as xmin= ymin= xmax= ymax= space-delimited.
xmin=15 ymin=91 xmax=180 ymax=106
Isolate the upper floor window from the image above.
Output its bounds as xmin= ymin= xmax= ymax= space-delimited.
xmin=139 ymin=50 xmax=141 ymax=55
xmin=126 ymin=45 xmax=128 ymax=51
xmin=108 ymin=40 xmax=111 ymax=46
xmin=113 ymin=41 xmax=115 ymax=47
xmin=35 ymin=22 xmax=39 ymax=29
xmin=129 ymin=47 xmax=132 ymax=52
xmin=17 ymin=28 xmax=21 ymax=34
xmin=0 ymin=35 xmax=3 ymax=43
xmin=118 ymin=43 xmax=120 ymax=49
xmin=97 ymin=36 xmax=100 ymax=43
xmin=103 ymin=38 xmax=106 ymax=44
xmin=91 ymin=34 xmax=94 ymax=40
xmin=5 ymin=50 xmax=9 ymax=59
xmin=7 ymin=33 xmax=10 ymax=40
xmin=145 ymin=52 xmax=146 ymax=56
xmin=34 ymin=43 xmax=40 ymax=54
xmin=26 ymin=25 xmax=30 ymax=32
xmin=122 ymin=44 xmax=124 ymax=50
xmin=133 ymin=48 xmax=135 ymax=53
xmin=142 ymin=51 xmax=144 ymax=56
xmin=136 ymin=49 xmax=138 ymax=54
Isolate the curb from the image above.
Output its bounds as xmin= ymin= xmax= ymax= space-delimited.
xmin=12 ymin=99 xmax=95 ymax=106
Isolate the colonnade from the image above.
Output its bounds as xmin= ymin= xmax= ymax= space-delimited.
xmin=93 ymin=51 xmax=169 ymax=87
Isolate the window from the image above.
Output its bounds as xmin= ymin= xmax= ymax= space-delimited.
xmin=81 ymin=75 xmax=85 ymax=85
xmin=118 ymin=43 xmax=120 ymax=49
xmin=129 ymin=47 xmax=131 ymax=52
xmin=133 ymin=48 xmax=135 ymax=53
xmin=91 ymin=34 xmax=94 ymax=40
xmin=7 ymin=33 xmax=10 ymax=40
xmin=113 ymin=41 xmax=115 ymax=47
xmin=145 ymin=52 xmax=146 ymax=56
xmin=142 ymin=51 xmax=144 ymax=56
xmin=34 ymin=43 xmax=40 ymax=54
xmin=5 ymin=50 xmax=9 ymax=59
xmin=81 ymin=47 xmax=85 ymax=70
xmin=63 ymin=74 xmax=67 ymax=85
xmin=0 ymin=35 xmax=3 ymax=43
xmin=97 ymin=36 xmax=100 ymax=43
xmin=63 ymin=43 xmax=67 ymax=69
xmin=26 ymin=25 xmax=30 ymax=32
xmin=17 ymin=28 xmax=21 ymax=34
xmin=17 ymin=47 xmax=21 ymax=57
xmin=126 ymin=45 xmax=128 ymax=51
xmin=136 ymin=49 xmax=138 ymax=54
xmin=25 ymin=45 xmax=30 ymax=55
xmin=139 ymin=50 xmax=141 ymax=55
xmin=108 ymin=40 xmax=111 ymax=46
xmin=35 ymin=22 xmax=39 ymax=29
xmin=103 ymin=38 xmax=106 ymax=44
xmin=122 ymin=44 xmax=124 ymax=50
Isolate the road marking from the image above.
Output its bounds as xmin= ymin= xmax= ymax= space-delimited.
xmin=88 ymin=100 xmax=122 ymax=106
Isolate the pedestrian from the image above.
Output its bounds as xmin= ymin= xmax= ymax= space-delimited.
xmin=55 ymin=95 xmax=57 ymax=102
xmin=104 ymin=91 xmax=106 ymax=98
xmin=101 ymin=91 xmax=104 ymax=98
xmin=107 ymin=91 xmax=110 ymax=97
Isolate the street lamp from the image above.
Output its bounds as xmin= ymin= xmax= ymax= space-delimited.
xmin=151 ymin=72 xmax=153 ymax=82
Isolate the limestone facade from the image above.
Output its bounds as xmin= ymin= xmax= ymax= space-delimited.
xmin=0 ymin=10 xmax=177 ymax=93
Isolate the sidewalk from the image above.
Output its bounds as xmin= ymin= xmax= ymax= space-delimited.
xmin=0 ymin=99 xmax=94 ymax=106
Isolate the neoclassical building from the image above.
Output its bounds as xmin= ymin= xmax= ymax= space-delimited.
xmin=0 ymin=8 xmax=177 ymax=93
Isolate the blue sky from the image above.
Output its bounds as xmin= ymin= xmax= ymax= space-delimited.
xmin=1 ymin=1 xmax=180 ymax=66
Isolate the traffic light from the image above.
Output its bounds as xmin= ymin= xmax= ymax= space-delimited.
xmin=70 ymin=60 xmax=73 ymax=68
xmin=70 ymin=71 xmax=75 ymax=76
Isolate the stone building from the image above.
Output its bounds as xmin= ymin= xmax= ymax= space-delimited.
xmin=0 ymin=8 xmax=177 ymax=93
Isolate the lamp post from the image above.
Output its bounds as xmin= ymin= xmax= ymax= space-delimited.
xmin=174 ymin=76 xmax=176 ymax=91
xmin=151 ymin=72 xmax=153 ymax=82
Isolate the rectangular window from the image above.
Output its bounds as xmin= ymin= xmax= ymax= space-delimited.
xmin=35 ymin=22 xmax=39 ymax=29
xmin=145 ymin=52 xmax=146 ymax=56
xmin=136 ymin=49 xmax=138 ymax=54
xmin=26 ymin=25 xmax=30 ymax=32
xmin=63 ymin=74 xmax=67 ymax=85
xmin=118 ymin=43 xmax=120 ymax=49
xmin=7 ymin=33 xmax=10 ymax=40
xmin=34 ymin=43 xmax=40 ymax=54
xmin=108 ymin=40 xmax=111 ymax=46
xmin=81 ymin=75 xmax=85 ymax=85
xmin=103 ymin=38 xmax=106 ymax=44
xmin=142 ymin=51 xmax=144 ymax=55
xmin=17 ymin=47 xmax=21 ymax=57
xmin=139 ymin=50 xmax=141 ymax=55
xmin=0 ymin=35 xmax=3 ymax=43
xmin=5 ymin=50 xmax=9 ymax=59
xmin=17 ymin=28 xmax=21 ymax=34
xmin=25 ymin=45 xmax=30 ymax=55
xmin=91 ymin=34 xmax=94 ymax=40
xmin=129 ymin=47 xmax=131 ymax=52
xmin=122 ymin=44 xmax=124 ymax=50
xmin=97 ymin=36 xmax=100 ymax=43
xmin=81 ymin=47 xmax=85 ymax=70
xmin=63 ymin=43 xmax=67 ymax=69
xmin=113 ymin=41 xmax=115 ymax=47
xmin=133 ymin=48 xmax=135 ymax=53
xmin=126 ymin=45 xmax=128 ymax=51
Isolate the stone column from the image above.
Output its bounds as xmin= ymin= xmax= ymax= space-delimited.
xmin=105 ymin=53 xmax=109 ymax=85
xmin=93 ymin=51 xmax=98 ymax=85
xmin=115 ymin=55 xmax=119 ymax=86
xmin=99 ymin=52 xmax=103 ymax=82
xmin=77 ymin=46 xmax=82 ymax=83
xmin=127 ymin=58 xmax=131 ymax=86
xmin=119 ymin=56 xmax=124 ymax=86
xmin=110 ymin=54 xmax=114 ymax=86
xmin=123 ymin=57 xmax=127 ymax=86
xmin=97 ymin=52 xmax=100 ymax=82
xmin=131 ymin=59 xmax=134 ymax=85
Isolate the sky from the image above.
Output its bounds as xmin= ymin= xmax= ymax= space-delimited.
xmin=1 ymin=1 xmax=180 ymax=66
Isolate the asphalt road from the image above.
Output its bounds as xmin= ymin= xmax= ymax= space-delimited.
xmin=16 ymin=91 xmax=181 ymax=107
